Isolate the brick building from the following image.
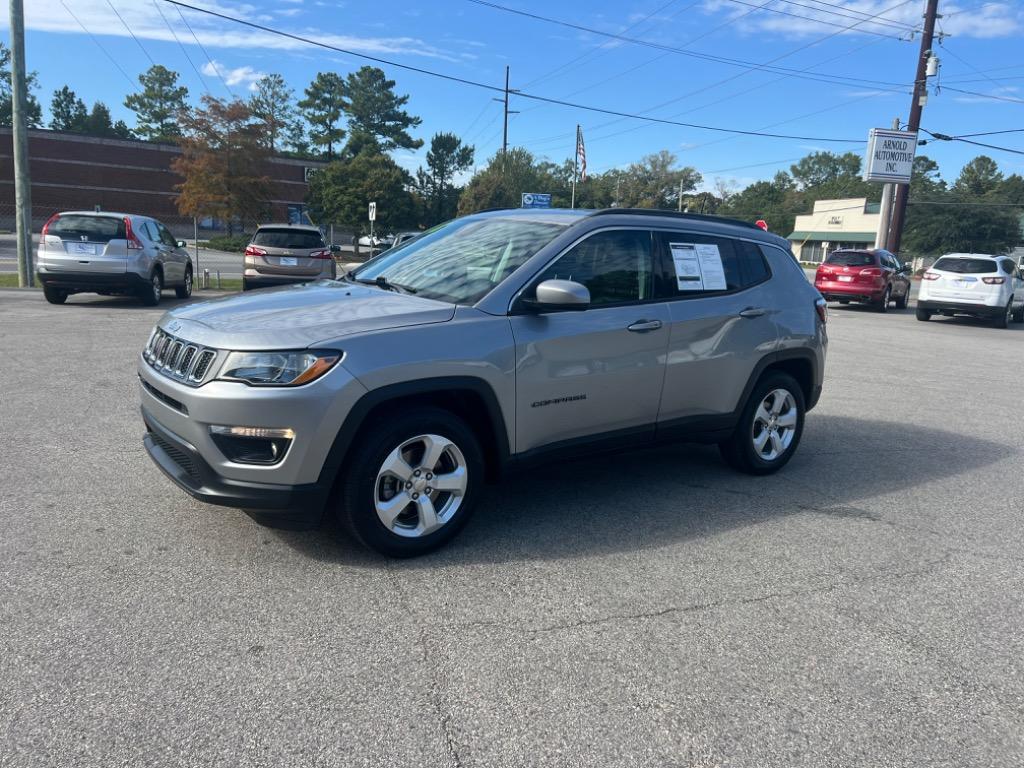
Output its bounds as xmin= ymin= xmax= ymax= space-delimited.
xmin=0 ymin=128 xmax=326 ymax=237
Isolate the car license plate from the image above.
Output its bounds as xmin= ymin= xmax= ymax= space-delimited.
xmin=70 ymin=242 xmax=96 ymax=255
xmin=838 ymin=275 xmax=853 ymax=282
xmin=279 ymin=257 xmax=297 ymax=266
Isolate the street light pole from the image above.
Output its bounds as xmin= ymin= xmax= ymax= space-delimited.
xmin=8 ymin=0 xmax=33 ymax=287
xmin=887 ymin=0 xmax=940 ymax=254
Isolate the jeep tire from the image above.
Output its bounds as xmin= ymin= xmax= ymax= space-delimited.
xmin=338 ymin=407 xmax=484 ymax=557
xmin=719 ymin=372 xmax=805 ymax=476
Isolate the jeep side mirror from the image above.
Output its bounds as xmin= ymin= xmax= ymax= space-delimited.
xmin=531 ymin=279 xmax=590 ymax=311
xmin=177 ymin=240 xmax=187 ymax=248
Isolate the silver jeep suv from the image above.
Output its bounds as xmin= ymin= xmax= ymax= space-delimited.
xmin=139 ymin=208 xmax=827 ymax=556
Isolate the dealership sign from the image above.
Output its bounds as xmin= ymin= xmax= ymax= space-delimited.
xmin=864 ymin=128 xmax=918 ymax=184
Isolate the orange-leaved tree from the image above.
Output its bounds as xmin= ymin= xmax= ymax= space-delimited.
xmin=172 ymin=96 xmax=272 ymax=234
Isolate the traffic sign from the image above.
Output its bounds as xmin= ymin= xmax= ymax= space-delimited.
xmin=368 ymin=202 xmax=377 ymax=221
xmin=521 ymin=193 xmax=552 ymax=209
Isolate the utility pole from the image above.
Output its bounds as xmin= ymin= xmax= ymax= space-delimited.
xmin=887 ymin=0 xmax=940 ymax=255
xmin=874 ymin=117 xmax=901 ymax=250
xmin=678 ymin=178 xmax=684 ymax=212
xmin=9 ymin=0 xmax=33 ymax=287
xmin=492 ymin=66 xmax=518 ymax=169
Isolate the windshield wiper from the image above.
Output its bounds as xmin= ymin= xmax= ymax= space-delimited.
xmin=354 ymin=275 xmax=417 ymax=294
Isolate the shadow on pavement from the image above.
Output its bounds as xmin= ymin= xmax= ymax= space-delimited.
xmin=271 ymin=414 xmax=1008 ymax=567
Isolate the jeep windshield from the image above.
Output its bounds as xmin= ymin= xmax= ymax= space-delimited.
xmin=351 ymin=217 xmax=567 ymax=304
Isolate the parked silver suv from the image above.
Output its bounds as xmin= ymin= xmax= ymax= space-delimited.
xmin=37 ymin=211 xmax=192 ymax=305
xmin=139 ymin=208 xmax=827 ymax=556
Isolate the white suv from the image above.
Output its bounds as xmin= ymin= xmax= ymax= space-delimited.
xmin=917 ymin=253 xmax=1024 ymax=328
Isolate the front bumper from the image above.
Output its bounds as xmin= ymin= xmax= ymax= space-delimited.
xmin=916 ymin=299 xmax=1005 ymax=318
xmin=37 ymin=269 xmax=148 ymax=292
xmin=143 ymin=407 xmax=328 ymax=524
xmin=138 ymin=347 xmax=368 ymax=520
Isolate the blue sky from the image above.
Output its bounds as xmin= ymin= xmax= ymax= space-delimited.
xmin=7 ymin=0 xmax=1024 ymax=191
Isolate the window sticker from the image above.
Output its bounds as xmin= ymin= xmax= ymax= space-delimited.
xmin=669 ymin=242 xmax=727 ymax=291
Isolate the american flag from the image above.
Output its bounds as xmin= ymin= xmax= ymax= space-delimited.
xmin=576 ymin=125 xmax=587 ymax=182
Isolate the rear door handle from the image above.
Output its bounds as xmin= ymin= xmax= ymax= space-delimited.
xmin=738 ymin=307 xmax=767 ymax=318
xmin=627 ymin=319 xmax=663 ymax=332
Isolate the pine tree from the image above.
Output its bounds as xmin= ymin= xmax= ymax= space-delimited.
xmin=341 ymin=66 xmax=422 ymax=153
xmin=124 ymin=65 xmax=189 ymax=142
xmin=297 ymin=72 xmax=346 ymax=160
xmin=50 ymin=86 xmax=88 ymax=132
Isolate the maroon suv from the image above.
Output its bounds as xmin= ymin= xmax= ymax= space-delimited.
xmin=814 ymin=248 xmax=911 ymax=312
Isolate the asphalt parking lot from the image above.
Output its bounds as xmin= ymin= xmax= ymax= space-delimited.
xmin=2 ymin=288 xmax=1023 ymax=767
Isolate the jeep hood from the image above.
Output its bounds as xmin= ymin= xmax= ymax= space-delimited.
xmin=158 ymin=280 xmax=455 ymax=350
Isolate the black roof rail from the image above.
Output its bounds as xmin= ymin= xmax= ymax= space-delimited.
xmin=587 ymin=207 xmax=763 ymax=230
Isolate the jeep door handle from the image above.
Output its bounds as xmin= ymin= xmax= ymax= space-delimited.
xmin=738 ymin=307 xmax=767 ymax=318
xmin=627 ymin=319 xmax=663 ymax=332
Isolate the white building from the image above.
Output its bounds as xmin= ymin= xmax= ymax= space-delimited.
xmin=788 ymin=198 xmax=880 ymax=264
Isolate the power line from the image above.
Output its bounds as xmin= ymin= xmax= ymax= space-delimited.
xmin=60 ymin=1 xmax=138 ymax=91
xmin=941 ymin=86 xmax=1024 ymax=106
xmin=525 ymin=6 xmax=906 ymax=155
xmin=954 ymin=128 xmax=1024 ymax=139
xmin=521 ymin=0 xmax=690 ymax=90
xmin=788 ymin=0 xmax=918 ymax=31
xmin=152 ymin=0 xmax=211 ymax=94
xmin=174 ymin=3 xmax=236 ymax=98
xmin=461 ymin=0 xmax=912 ymax=89
xmin=162 ymin=0 xmax=866 ymax=144
xmin=922 ymin=128 xmax=1024 ymax=156
xmin=721 ymin=0 xmax=911 ymax=39
xmin=105 ymin=0 xmax=156 ymax=66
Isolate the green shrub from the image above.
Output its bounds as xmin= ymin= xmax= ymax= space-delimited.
xmin=201 ymin=235 xmax=251 ymax=253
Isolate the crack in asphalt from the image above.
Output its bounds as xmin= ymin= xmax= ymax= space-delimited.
xmin=385 ymin=563 xmax=464 ymax=768
xmin=460 ymin=552 xmax=955 ymax=637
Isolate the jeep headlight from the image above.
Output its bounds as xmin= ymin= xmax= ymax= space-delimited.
xmin=217 ymin=350 xmax=341 ymax=386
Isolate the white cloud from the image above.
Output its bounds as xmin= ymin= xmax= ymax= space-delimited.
xmin=700 ymin=0 xmax=1022 ymax=40
xmin=13 ymin=0 xmax=463 ymax=61
xmin=202 ymin=60 xmax=266 ymax=90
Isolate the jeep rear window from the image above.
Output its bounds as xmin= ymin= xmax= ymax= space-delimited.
xmin=825 ymin=251 xmax=874 ymax=267
xmin=48 ymin=215 xmax=125 ymax=243
xmin=252 ymin=229 xmax=325 ymax=249
xmin=933 ymin=257 xmax=997 ymax=274
xmin=353 ymin=218 xmax=567 ymax=304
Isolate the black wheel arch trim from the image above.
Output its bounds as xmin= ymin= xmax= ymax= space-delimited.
xmin=736 ymin=348 xmax=821 ymax=415
xmin=317 ymin=376 xmax=512 ymax=490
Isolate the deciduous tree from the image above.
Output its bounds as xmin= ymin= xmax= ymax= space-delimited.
xmin=306 ymin=150 xmax=415 ymax=233
xmin=0 ymin=42 xmax=43 ymax=127
xmin=172 ymin=96 xmax=271 ymax=234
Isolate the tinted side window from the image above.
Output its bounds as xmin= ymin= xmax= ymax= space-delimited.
xmin=657 ymin=232 xmax=743 ymax=296
xmin=1001 ymin=259 xmax=1014 ymax=275
xmin=738 ymin=240 xmax=770 ymax=286
xmin=141 ymin=222 xmax=160 ymax=242
xmin=536 ymin=229 xmax=654 ymax=306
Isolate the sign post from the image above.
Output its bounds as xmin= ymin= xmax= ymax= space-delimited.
xmin=368 ymin=201 xmax=376 ymax=247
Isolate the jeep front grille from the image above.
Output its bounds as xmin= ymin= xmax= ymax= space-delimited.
xmin=144 ymin=328 xmax=219 ymax=386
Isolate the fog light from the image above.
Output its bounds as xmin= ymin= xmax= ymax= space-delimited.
xmin=210 ymin=425 xmax=294 ymax=465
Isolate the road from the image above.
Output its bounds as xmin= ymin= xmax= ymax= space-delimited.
xmin=1 ymin=290 xmax=1022 ymax=767
xmin=0 ymin=235 xmax=368 ymax=279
